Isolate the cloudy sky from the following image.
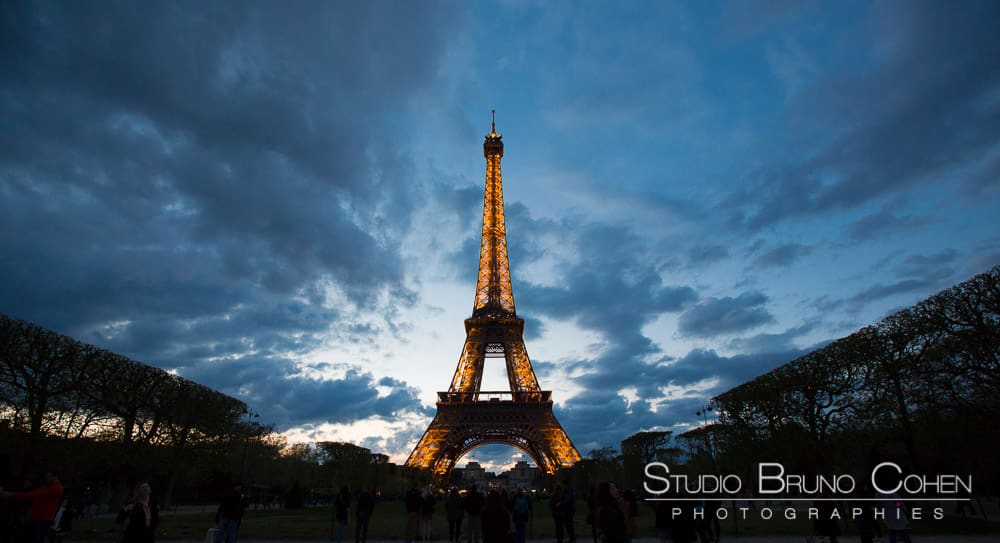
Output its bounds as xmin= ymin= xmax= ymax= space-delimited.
xmin=3 ymin=1 xmax=999 ymax=471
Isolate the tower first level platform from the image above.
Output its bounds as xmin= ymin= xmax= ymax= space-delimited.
xmin=407 ymin=391 xmax=579 ymax=480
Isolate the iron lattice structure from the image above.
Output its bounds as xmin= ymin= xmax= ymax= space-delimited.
xmin=406 ymin=114 xmax=582 ymax=480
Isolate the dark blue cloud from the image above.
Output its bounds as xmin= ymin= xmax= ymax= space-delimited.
xmin=831 ymin=249 xmax=961 ymax=312
xmin=967 ymin=239 xmax=1000 ymax=277
xmin=847 ymin=279 xmax=938 ymax=308
xmin=843 ymin=207 xmax=936 ymax=243
xmin=753 ymin=243 xmax=813 ymax=268
xmin=894 ymin=250 xmax=958 ymax=281
xmin=727 ymin=323 xmax=818 ymax=354
xmin=0 ymin=0 xmax=460 ymax=433
xmin=556 ymin=346 xmax=806 ymax=450
xmin=686 ymin=244 xmax=730 ymax=268
xmin=723 ymin=1 xmax=1000 ymax=230
xmin=678 ymin=291 xmax=775 ymax=338
xmin=519 ymin=222 xmax=697 ymax=338
xmin=656 ymin=348 xmax=805 ymax=394
xmin=180 ymin=356 xmax=430 ymax=428
xmin=1 ymin=0 xmax=458 ymax=317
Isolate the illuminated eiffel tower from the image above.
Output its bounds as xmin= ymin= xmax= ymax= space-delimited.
xmin=405 ymin=113 xmax=582 ymax=480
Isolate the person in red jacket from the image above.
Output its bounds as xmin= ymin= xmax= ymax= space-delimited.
xmin=1 ymin=470 xmax=63 ymax=543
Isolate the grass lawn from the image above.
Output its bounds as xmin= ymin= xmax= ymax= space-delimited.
xmin=68 ymin=500 xmax=999 ymax=540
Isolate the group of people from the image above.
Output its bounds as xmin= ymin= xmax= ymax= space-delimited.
xmin=0 ymin=470 xmax=252 ymax=543
xmin=2 ymin=471 xmax=925 ymax=543
xmin=812 ymin=489 xmax=917 ymax=543
xmin=332 ymin=486 xmax=376 ymax=543
xmin=0 ymin=471 xmax=69 ymax=543
xmin=0 ymin=471 xmax=158 ymax=543
xmin=645 ymin=494 xmax=721 ymax=543
xmin=397 ymin=483 xmax=574 ymax=543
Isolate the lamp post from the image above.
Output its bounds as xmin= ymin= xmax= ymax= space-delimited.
xmin=240 ymin=408 xmax=259 ymax=483
xmin=700 ymin=407 xmax=738 ymax=538
xmin=695 ymin=404 xmax=716 ymax=468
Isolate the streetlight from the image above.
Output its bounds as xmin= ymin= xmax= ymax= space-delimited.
xmin=695 ymin=404 xmax=716 ymax=468
xmin=695 ymin=404 xmax=713 ymax=425
xmin=240 ymin=408 xmax=259 ymax=483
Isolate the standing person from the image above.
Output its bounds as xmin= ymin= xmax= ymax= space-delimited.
xmin=511 ymin=489 xmax=531 ymax=543
xmin=596 ymin=482 xmax=626 ymax=543
xmin=853 ymin=496 xmax=882 ymax=543
xmin=880 ymin=491 xmax=913 ymax=543
xmin=0 ymin=470 xmax=63 ymax=543
xmin=585 ymin=485 xmax=598 ymax=543
xmin=480 ymin=490 xmax=510 ymax=543
xmin=704 ymin=500 xmax=722 ymax=543
xmin=445 ymin=487 xmax=464 ymax=543
xmin=651 ymin=500 xmax=671 ymax=543
xmin=404 ymin=485 xmax=421 ymax=543
xmin=333 ymin=486 xmax=351 ymax=543
xmin=420 ymin=486 xmax=436 ymax=542
xmin=50 ymin=497 xmax=75 ymax=543
xmin=0 ymin=484 xmax=13 ymax=543
xmin=561 ymin=479 xmax=577 ymax=543
xmin=549 ymin=485 xmax=565 ymax=543
xmin=117 ymin=482 xmax=158 ymax=543
xmin=669 ymin=499 xmax=697 ymax=543
xmin=620 ymin=490 xmax=637 ymax=543
xmin=813 ymin=493 xmax=842 ymax=543
xmin=693 ymin=502 xmax=711 ymax=543
xmin=464 ymin=486 xmax=484 ymax=543
xmin=215 ymin=485 xmax=244 ymax=543
xmin=355 ymin=488 xmax=374 ymax=543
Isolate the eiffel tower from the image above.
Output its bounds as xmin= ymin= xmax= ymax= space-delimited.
xmin=405 ymin=113 xmax=582 ymax=480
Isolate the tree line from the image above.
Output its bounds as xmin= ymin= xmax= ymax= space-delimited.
xmin=0 ymin=314 xmax=249 ymax=454
xmin=0 ymin=314 xmax=430 ymax=508
xmin=555 ymin=266 xmax=999 ymax=511
xmin=702 ymin=264 xmax=1000 ymax=493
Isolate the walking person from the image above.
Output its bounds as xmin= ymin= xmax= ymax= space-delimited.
xmin=549 ymin=484 xmax=565 ymax=543
xmin=445 ymin=487 xmax=465 ymax=543
xmin=117 ymin=481 xmax=158 ymax=543
xmin=215 ymin=485 xmax=244 ymax=543
xmin=813 ymin=493 xmax=842 ymax=543
xmin=420 ymin=486 xmax=436 ymax=542
xmin=621 ymin=490 xmax=638 ymax=543
xmin=404 ymin=485 xmax=421 ymax=543
xmin=511 ymin=489 xmax=531 ymax=543
xmin=880 ymin=491 xmax=913 ymax=543
xmin=704 ymin=500 xmax=722 ymax=543
xmin=50 ymin=497 xmax=75 ymax=543
xmin=561 ymin=479 xmax=577 ymax=543
xmin=355 ymin=488 xmax=374 ymax=543
xmin=669 ymin=498 xmax=697 ymax=543
xmin=480 ymin=490 xmax=510 ymax=543
xmin=333 ymin=486 xmax=351 ymax=543
xmin=853 ymin=501 xmax=882 ymax=543
xmin=596 ymin=482 xmax=626 ymax=543
xmin=585 ymin=485 xmax=599 ymax=543
xmin=651 ymin=500 xmax=671 ymax=543
xmin=464 ymin=485 xmax=484 ymax=543
xmin=0 ymin=470 xmax=63 ymax=543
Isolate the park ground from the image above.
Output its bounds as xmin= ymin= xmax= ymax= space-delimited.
xmin=69 ymin=499 xmax=1000 ymax=542
xmin=223 ymin=539 xmax=1000 ymax=543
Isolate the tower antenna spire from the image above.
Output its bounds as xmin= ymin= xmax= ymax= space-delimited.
xmin=491 ymin=109 xmax=496 ymax=133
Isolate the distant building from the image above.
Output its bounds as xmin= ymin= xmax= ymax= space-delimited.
xmin=507 ymin=460 xmax=537 ymax=489
xmin=453 ymin=461 xmax=487 ymax=486
xmin=453 ymin=459 xmax=538 ymax=490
